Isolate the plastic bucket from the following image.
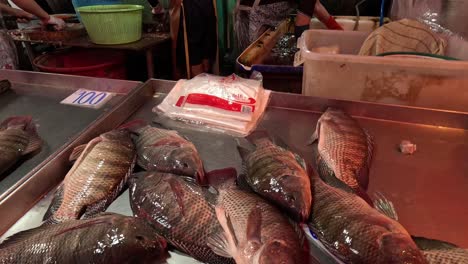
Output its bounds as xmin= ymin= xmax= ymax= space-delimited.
xmin=72 ymin=0 xmax=119 ymax=22
xmin=33 ymin=49 xmax=127 ymax=79
xmin=78 ymin=4 xmax=143 ymax=45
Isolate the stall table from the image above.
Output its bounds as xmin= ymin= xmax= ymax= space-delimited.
xmin=9 ymin=32 xmax=171 ymax=79
xmin=1 ymin=78 xmax=467 ymax=263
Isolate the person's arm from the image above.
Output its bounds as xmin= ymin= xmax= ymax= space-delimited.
xmin=313 ymin=1 xmax=342 ymax=30
xmin=10 ymin=0 xmax=65 ymax=29
xmin=0 ymin=3 xmax=33 ymax=19
xmin=294 ymin=0 xmax=343 ymax=38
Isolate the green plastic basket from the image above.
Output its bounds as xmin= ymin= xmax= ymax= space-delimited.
xmin=78 ymin=4 xmax=143 ymax=45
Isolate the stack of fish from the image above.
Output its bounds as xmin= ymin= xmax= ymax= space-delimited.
xmin=0 ymin=109 xmax=466 ymax=264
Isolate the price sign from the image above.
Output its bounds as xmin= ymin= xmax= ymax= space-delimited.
xmin=61 ymin=89 xmax=114 ymax=109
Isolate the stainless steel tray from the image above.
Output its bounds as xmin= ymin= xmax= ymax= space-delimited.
xmin=3 ymin=79 xmax=467 ymax=263
xmin=0 ymin=70 xmax=142 ymax=234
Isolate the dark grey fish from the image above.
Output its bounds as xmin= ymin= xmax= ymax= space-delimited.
xmin=120 ymin=120 xmax=205 ymax=184
xmin=309 ymin=107 xmax=374 ymax=205
xmin=308 ymin=166 xmax=427 ymax=264
xmin=208 ymin=186 xmax=308 ymax=264
xmin=129 ymin=171 xmax=233 ymax=264
xmin=238 ymin=131 xmax=312 ymax=222
xmin=0 ymin=116 xmax=42 ymax=175
xmin=0 ymin=213 xmax=167 ymax=264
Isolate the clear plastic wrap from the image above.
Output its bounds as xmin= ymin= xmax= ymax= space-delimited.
xmin=390 ymin=0 xmax=467 ymax=40
xmin=129 ymin=171 xmax=234 ymax=264
xmin=155 ymin=73 xmax=271 ymax=136
xmin=0 ymin=213 xmax=166 ymax=263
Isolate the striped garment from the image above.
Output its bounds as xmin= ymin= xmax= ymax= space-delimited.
xmin=359 ymin=19 xmax=447 ymax=56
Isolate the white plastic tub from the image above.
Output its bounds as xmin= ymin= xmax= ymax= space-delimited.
xmin=310 ymin=16 xmax=388 ymax=32
xmin=299 ymin=29 xmax=468 ymax=112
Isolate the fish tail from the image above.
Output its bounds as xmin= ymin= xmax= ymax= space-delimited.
xmin=206 ymin=167 xmax=237 ymax=188
xmin=42 ymin=215 xmax=62 ymax=225
xmin=118 ymin=119 xmax=148 ymax=133
xmin=1 ymin=116 xmax=33 ymax=130
xmin=246 ymin=130 xmax=271 ymax=145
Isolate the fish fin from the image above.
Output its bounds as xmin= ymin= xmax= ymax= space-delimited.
xmin=118 ymin=119 xmax=148 ymax=133
xmin=236 ymin=173 xmax=253 ymax=192
xmin=208 ymin=206 xmax=238 ymax=258
xmin=81 ymin=199 xmax=109 ymax=219
xmin=357 ymin=130 xmax=374 ymax=190
xmin=168 ymin=178 xmax=187 ymax=217
xmin=207 ymin=231 xmax=233 ymax=258
xmin=294 ymin=153 xmax=307 ymax=170
xmin=373 ymin=192 xmax=398 ymax=221
xmin=21 ymin=119 xmax=43 ymax=155
xmin=246 ymin=130 xmax=271 ymax=145
xmin=203 ymin=186 xmax=219 ymax=207
xmin=69 ymin=144 xmax=87 ymax=162
xmin=246 ymin=204 xmax=262 ymax=244
xmin=0 ymin=224 xmax=53 ymax=249
xmin=206 ymin=167 xmax=237 ymax=187
xmin=236 ymin=142 xmax=252 ymax=162
xmin=411 ymin=236 xmax=459 ymax=251
xmin=0 ymin=116 xmax=32 ymax=130
xmin=307 ymin=120 xmax=320 ymax=145
xmin=43 ymin=183 xmax=65 ymax=221
xmin=289 ymin=220 xmax=310 ymax=258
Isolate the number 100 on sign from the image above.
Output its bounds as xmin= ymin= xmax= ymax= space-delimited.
xmin=61 ymin=89 xmax=115 ymax=109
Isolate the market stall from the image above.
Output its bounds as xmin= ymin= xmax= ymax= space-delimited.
xmin=0 ymin=70 xmax=142 ymax=234
xmin=1 ymin=76 xmax=467 ymax=263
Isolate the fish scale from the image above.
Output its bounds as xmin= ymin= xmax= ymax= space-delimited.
xmin=240 ymin=134 xmax=311 ymax=221
xmin=422 ymin=249 xmax=468 ymax=264
xmin=308 ymin=169 xmax=427 ymax=264
xmin=0 ymin=214 xmax=166 ymax=263
xmin=0 ymin=116 xmax=42 ymax=175
xmin=311 ymin=108 xmax=373 ymax=203
xmin=123 ymin=122 xmax=205 ymax=182
xmin=130 ymin=172 xmax=233 ymax=264
xmin=45 ymin=130 xmax=135 ymax=223
xmin=214 ymin=188 xmax=306 ymax=263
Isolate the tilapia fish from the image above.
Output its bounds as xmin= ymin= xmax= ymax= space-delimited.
xmin=238 ymin=131 xmax=311 ymax=222
xmin=120 ymin=120 xmax=205 ymax=183
xmin=0 ymin=116 xmax=42 ymax=175
xmin=0 ymin=213 xmax=166 ymax=264
xmin=43 ymin=129 xmax=136 ymax=223
xmin=129 ymin=172 xmax=234 ymax=264
xmin=411 ymin=236 xmax=468 ymax=264
xmin=308 ymin=167 xmax=427 ymax=264
xmin=310 ymin=107 xmax=373 ymax=204
xmin=207 ymin=187 xmax=307 ymax=264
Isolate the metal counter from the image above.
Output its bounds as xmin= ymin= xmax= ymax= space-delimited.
xmin=0 ymin=70 xmax=142 ymax=234
xmin=2 ymin=79 xmax=468 ymax=263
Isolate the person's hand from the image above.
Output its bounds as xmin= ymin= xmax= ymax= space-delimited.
xmin=42 ymin=15 xmax=66 ymax=30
